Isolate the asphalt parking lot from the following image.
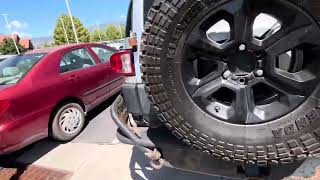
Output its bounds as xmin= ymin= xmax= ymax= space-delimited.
xmin=1 ymin=95 xmax=320 ymax=180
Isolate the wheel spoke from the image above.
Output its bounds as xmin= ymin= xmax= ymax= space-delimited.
xmin=75 ymin=110 xmax=81 ymax=120
xmin=264 ymin=56 xmax=317 ymax=95
xmin=199 ymin=61 xmax=226 ymax=85
xmin=265 ymin=24 xmax=319 ymax=55
xmin=185 ymin=60 xmax=226 ymax=95
xmin=251 ymin=7 xmax=318 ymax=51
xmin=192 ymin=78 xmax=224 ymax=99
xmin=186 ymin=27 xmax=234 ymax=54
xmin=231 ymin=86 xmax=257 ymax=124
xmin=265 ymin=70 xmax=316 ymax=96
xmin=61 ymin=121 xmax=67 ymax=131
xmin=226 ymin=0 xmax=253 ymax=43
xmin=60 ymin=118 xmax=65 ymax=125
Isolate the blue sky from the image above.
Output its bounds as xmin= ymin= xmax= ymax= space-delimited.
xmin=0 ymin=0 xmax=130 ymax=38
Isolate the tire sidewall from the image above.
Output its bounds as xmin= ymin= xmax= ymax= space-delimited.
xmin=144 ymin=0 xmax=320 ymax=161
xmin=51 ymin=103 xmax=85 ymax=141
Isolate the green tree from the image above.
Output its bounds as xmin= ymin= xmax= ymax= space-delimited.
xmin=43 ymin=42 xmax=56 ymax=48
xmin=104 ymin=24 xmax=125 ymax=41
xmin=53 ymin=14 xmax=90 ymax=45
xmin=90 ymin=29 xmax=107 ymax=42
xmin=0 ymin=38 xmax=27 ymax=55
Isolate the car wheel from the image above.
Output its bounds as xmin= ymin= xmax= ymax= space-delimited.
xmin=142 ymin=0 xmax=320 ymax=165
xmin=50 ymin=103 xmax=85 ymax=141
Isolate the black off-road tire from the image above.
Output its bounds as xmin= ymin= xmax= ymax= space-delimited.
xmin=141 ymin=0 xmax=320 ymax=165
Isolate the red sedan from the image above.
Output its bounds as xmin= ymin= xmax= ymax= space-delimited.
xmin=0 ymin=43 xmax=134 ymax=154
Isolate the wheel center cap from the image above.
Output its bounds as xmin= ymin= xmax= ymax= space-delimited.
xmin=228 ymin=51 xmax=257 ymax=76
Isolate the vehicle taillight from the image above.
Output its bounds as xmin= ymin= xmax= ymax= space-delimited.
xmin=110 ymin=51 xmax=135 ymax=76
xmin=0 ymin=100 xmax=10 ymax=116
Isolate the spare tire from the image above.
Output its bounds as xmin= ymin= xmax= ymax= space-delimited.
xmin=141 ymin=0 xmax=320 ymax=165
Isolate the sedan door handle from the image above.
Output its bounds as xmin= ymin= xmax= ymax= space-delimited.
xmin=68 ymin=74 xmax=77 ymax=81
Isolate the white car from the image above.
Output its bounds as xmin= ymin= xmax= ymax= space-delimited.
xmin=0 ymin=55 xmax=15 ymax=62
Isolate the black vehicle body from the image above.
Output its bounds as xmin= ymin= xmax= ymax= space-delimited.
xmin=111 ymin=0 xmax=320 ymax=179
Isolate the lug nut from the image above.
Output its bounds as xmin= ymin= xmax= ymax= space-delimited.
xmin=238 ymin=78 xmax=246 ymax=85
xmin=255 ymin=69 xmax=264 ymax=76
xmin=215 ymin=106 xmax=220 ymax=113
xmin=223 ymin=70 xmax=231 ymax=79
xmin=239 ymin=44 xmax=246 ymax=51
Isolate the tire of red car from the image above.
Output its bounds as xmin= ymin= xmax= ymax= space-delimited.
xmin=141 ymin=0 xmax=320 ymax=165
xmin=50 ymin=103 xmax=85 ymax=141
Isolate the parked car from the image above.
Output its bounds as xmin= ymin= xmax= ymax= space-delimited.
xmin=0 ymin=43 xmax=133 ymax=154
xmin=102 ymin=41 xmax=124 ymax=50
xmin=0 ymin=55 xmax=15 ymax=62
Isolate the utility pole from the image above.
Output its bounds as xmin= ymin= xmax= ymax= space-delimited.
xmin=65 ymin=0 xmax=79 ymax=43
xmin=1 ymin=14 xmax=20 ymax=54
xmin=96 ymin=22 xmax=102 ymax=42
xmin=60 ymin=17 xmax=70 ymax=44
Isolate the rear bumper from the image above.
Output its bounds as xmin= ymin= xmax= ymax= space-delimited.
xmin=0 ymin=107 xmax=50 ymax=155
xmin=0 ymin=120 xmax=47 ymax=155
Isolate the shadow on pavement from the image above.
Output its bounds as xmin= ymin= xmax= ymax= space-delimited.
xmin=129 ymin=146 xmax=233 ymax=180
xmin=126 ymin=127 xmax=320 ymax=180
xmin=128 ymin=145 xmax=320 ymax=180
xmin=0 ymin=139 xmax=62 ymax=180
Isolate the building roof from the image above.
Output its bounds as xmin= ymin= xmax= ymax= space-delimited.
xmin=20 ymin=39 xmax=32 ymax=48
xmin=0 ymin=34 xmax=33 ymax=49
xmin=0 ymin=34 xmax=19 ymax=42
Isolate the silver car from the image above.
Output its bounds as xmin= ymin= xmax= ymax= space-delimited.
xmin=0 ymin=55 xmax=15 ymax=62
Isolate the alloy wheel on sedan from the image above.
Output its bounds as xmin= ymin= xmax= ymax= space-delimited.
xmin=59 ymin=107 xmax=83 ymax=135
xmin=51 ymin=103 xmax=85 ymax=141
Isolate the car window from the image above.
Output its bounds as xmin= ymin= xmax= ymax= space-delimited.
xmin=0 ymin=53 xmax=46 ymax=85
xmin=91 ymin=47 xmax=114 ymax=63
xmin=60 ymin=48 xmax=96 ymax=73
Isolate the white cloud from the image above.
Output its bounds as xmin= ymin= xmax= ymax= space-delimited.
xmin=4 ymin=20 xmax=31 ymax=38
xmin=5 ymin=20 xmax=28 ymax=30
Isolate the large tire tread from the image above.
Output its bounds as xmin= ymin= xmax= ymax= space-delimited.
xmin=141 ymin=0 xmax=320 ymax=165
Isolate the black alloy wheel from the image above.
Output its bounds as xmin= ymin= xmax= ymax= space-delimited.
xmin=141 ymin=0 xmax=320 ymax=165
xmin=181 ymin=0 xmax=320 ymax=125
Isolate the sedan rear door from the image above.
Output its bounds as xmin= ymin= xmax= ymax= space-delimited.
xmin=89 ymin=45 xmax=125 ymax=97
xmin=58 ymin=47 xmax=107 ymax=105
